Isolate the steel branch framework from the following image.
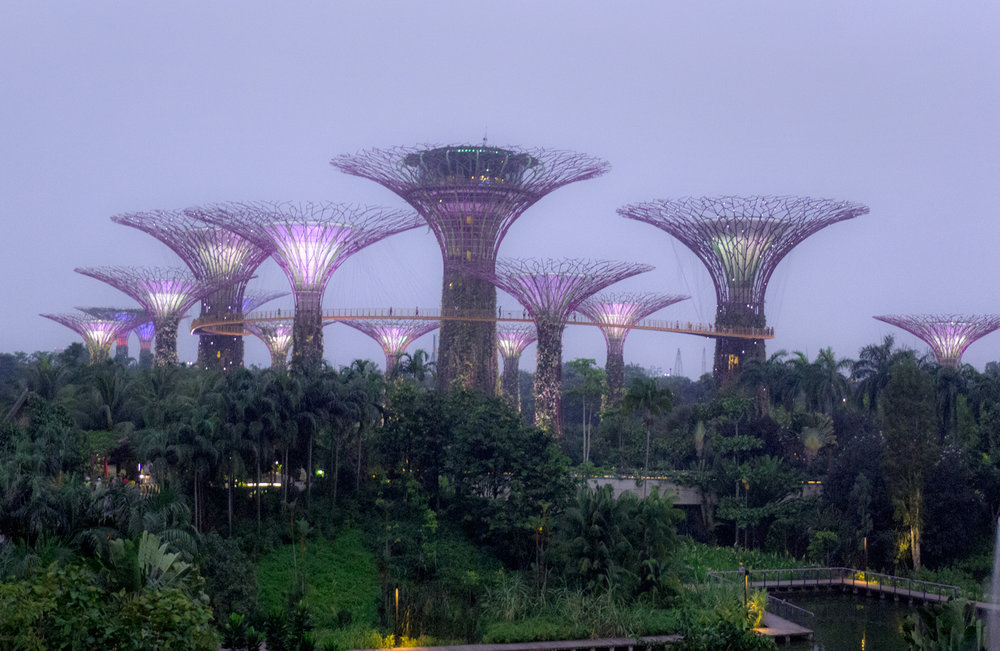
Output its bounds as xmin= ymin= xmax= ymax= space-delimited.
xmin=244 ymin=319 xmax=295 ymax=371
xmin=40 ymin=311 xmax=139 ymax=364
xmin=339 ymin=318 xmax=439 ymax=376
xmin=874 ymin=314 xmax=1000 ymax=368
xmin=332 ymin=143 xmax=609 ymax=394
xmin=112 ymin=209 xmax=274 ymax=371
xmin=619 ymin=195 xmax=867 ymax=385
xmin=78 ymin=307 xmax=148 ymax=361
xmin=241 ymin=291 xmax=289 ymax=314
xmin=75 ymin=266 xmax=236 ymax=367
xmin=190 ymin=201 xmax=421 ymax=372
xmin=576 ymin=292 xmax=689 ymax=405
xmin=497 ymin=324 xmax=537 ymax=411
xmin=479 ymin=258 xmax=653 ymax=436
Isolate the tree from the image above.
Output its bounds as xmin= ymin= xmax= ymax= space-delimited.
xmin=565 ymin=358 xmax=605 ymax=464
xmin=621 ymin=377 xmax=673 ymax=487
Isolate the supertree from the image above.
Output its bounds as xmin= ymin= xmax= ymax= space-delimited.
xmin=111 ymin=209 xmax=274 ymax=371
xmin=332 ymin=143 xmax=610 ymax=394
xmin=190 ymin=201 xmax=421 ymax=372
xmin=75 ymin=266 xmax=238 ymax=367
xmin=874 ymin=314 xmax=1000 ymax=368
xmin=478 ymin=258 xmax=652 ymax=436
xmin=78 ymin=307 xmax=148 ymax=362
xmin=339 ymin=318 xmax=439 ymax=377
xmin=244 ymin=319 xmax=295 ymax=371
xmin=241 ymin=290 xmax=289 ymax=314
xmin=619 ymin=196 xmax=868 ymax=386
xmin=497 ymin=324 xmax=537 ymax=411
xmin=40 ymin=311 xmax=140 ymax=364
xmin=576 ymin=292 xmax=689 ymax=406
xmin=133 ymin=320 xmax=156 ymax=368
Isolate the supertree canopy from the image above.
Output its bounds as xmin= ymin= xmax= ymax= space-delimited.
xmin=78 ymin=306 xmax=148 ymax=362
xmin=190 ymin=201 xmax=421 ymax=372
xmin=497 ymin=324 xmax=537 ymax=411
xmin=241 ymin=290 xmax=289 ymax=314
xmin=41 ymin=311 xmax=140 ymax=364
xmin=111 ymin=209 xmax=274 ymax=371
xmin=576 ymin=292 xmax=689 ymax=406
xmin=133 ymin=320 xmax=156 ymax=368
xmin=332 ymin=143 xmax=610 ymax=394
xmin=478 ymin=258 xmax=652 ymax=436
xmin=874 ymin=314 xmax=1000 ymax=368
xmin=339 ymin=318 xmax=439 ymax=376
xmin=619 ymin=195 xmax=867 ymax=385
xmin=75 ymin=266 xmax=237 ymax=367
xmin=244 ymin=319 xmax=295 ymax=371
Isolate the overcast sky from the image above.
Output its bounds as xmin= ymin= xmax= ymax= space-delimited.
xmin=2 ymin=2 xmax=998 ymax=376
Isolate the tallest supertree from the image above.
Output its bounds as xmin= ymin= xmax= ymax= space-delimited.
xmin=332 ymin=144 xmax=610 ymax=394
xmin=620 ymin=196 xmax=868 ymax=386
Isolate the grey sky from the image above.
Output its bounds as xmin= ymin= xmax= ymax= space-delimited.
xmin=2 ymin=2 xmax=998 ymax=375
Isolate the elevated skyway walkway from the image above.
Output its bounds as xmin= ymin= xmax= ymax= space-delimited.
xmin=191 ymin=306 xmax=774 ymax=341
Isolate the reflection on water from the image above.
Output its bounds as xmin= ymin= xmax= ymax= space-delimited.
xmin=778 ymin=593 xmax=911 ymax=651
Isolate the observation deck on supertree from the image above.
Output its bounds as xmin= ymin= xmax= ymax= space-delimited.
xmin=78 ymin=307 xmax=148 ymax=362
xmin=111 ymin=209 xmax=274 ymax=371
xmin=576 ymin=292 xmax=689 ymax=406
xmin=497 ymin=324 xmax=537 ymax=411
xmin=75 ymin=266 xmax=239 ymax=367
xmin=190 ymin=201 xmax=421 ymax=373
xmin=874 ymin=314 xmax=1000 ymax=368
xmin=339 ymin=318 xmax=439 ymax=377
xmin=244 ymin=319 xmax=295 ymax=371
xmin=478 ymin=258 xmax=652 ymax=436
xmin=619 ymin=195 xmax=867 ymax=386
xmin=40 ymin=311 xmax=140 ymax=364
xmin=332 ymin=143 xmax=610 ymax=394
xmin=133 ymin=320 xmax=156 ymax=368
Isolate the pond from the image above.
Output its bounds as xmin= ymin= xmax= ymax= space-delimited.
xmin=775 ymin=592 xmax=913 ymax=650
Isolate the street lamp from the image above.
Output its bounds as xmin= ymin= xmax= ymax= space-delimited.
xmin=738 ymin=562 xmax=748 ymax=607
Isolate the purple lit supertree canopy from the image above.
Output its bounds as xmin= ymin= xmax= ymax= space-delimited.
xmin=339 ymin=318 xmax=439 ymax=377
xmin=576 ymin=292 xmax=689 ymax=406
xmin=133 ymin=320 xmax=156 ymax=368
xmin=244 ymin=319 xmax=295 ymax=372
xmin=40 ymin=311 xmax=139 ymax=364
xmin=619 ymin=196 xmax=868 ymax=386
xmin=111 ymin=209 xmax=274 ymax=371
xmin=332 ymin=144 xmax=609 ymax=394
xmin=478 ymin=258 xmax=653 ymax=436
xmin=190 ymin=202 xmax=421 ymax=372
xmin=241 ymin=290 xmax=289 ymax=314
xmin=75 ymin=266 xmax=237 ymax=367
xmin=874 ymin=314 xmax=1000 ymax=368
xmin=497 ymin=324 xmax=537 ymax=411
xmin=78 ymin=306 xmax=148 ymax=362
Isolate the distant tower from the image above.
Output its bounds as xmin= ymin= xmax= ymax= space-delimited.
xmin=40 ymin=311 xmax=139 ymax=364
xmin=332 ymin=144 xmax=609 ymax=394
xmin=75 ymin=266 xmax=236 ymax=367
xmin=620 ymin=196 xmax=867 ymax=386
xmin=478 ymin=258 xmax=652 ymax=436
xmin=111 ymin=210 xmax=273 ymax=371
xmin=244 ymin=319 xmax=295 ymax=371
xmin=874 ymin=314 xmax=1000 ymax=368
xmin=673 ymin=348 xmax=684 ymax=377
xmin=134 ymin=320 xmax=156 ymax=368
xmin=78 ymin=307 xmax=147 ymax=362
xmin=190 ymin=202 xmax=420 ymax=373
xmin=576 ymin=292 xmax=688 ymax=406
xmin=497 ymin=324 xmax=537 ymax=411
xmin=340 ymin=319 xmax=439 ymax=376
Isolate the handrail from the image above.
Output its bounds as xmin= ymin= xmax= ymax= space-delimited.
xmin=707 ymin=567 xmax=963 ymax=601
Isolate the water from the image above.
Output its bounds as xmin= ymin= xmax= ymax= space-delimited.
xmin=989 ymin=517 xmax=1000 ymax=647
xmin=777 ymin=593 xmax=911 ymax=650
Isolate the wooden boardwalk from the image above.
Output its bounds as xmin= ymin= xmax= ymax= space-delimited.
xmin=353 ymin=636 xmax=682 ymax=651
xmin=756 ymin=612 xmax=813 ymax=643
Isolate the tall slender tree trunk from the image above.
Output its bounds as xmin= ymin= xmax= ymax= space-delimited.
xmin=356 ymin=427 xmax=363 ymax=491
xmin=307 ymin=432 xmax=313 ymax=505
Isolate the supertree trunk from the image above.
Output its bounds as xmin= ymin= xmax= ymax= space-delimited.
xmin=139 ymin=348 xmax=154 ymax=369
xmin=270 ymin=350 xmax=288 ymax=372
xmin=155 ymin=317 xmax=180 ymax=367
xmin=436 ymin=266 xmax=497 ymax=394
xmin=501 ymin=354 xmax=522 ymax=411
xmin=115 ymin=343 xmax=128 ymax=363
xmin=534 ymin=319 xmax=565 ymax=436
xmin=604 ymin=336 xmax=626 ymax=408
xmin=713 ymin=306 xmax=766 ymax=387
xmin=197 ymin=286 xmax=245 ymax=371
xmin=292 ymin=291 xmax=324 ymax=373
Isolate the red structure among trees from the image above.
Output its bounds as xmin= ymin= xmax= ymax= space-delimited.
xmin=111 ymin=209 xmax=274 ymax=371
xmin=874 ymin=314 xmax=1000 ymax=368
xmin=40 ymin=311 xmax=140 ymax=364
xmin=619 ymin=196 xmax=867 ymax=386
xmin=190 ymin=202 xmax=420 ymax=373
xmin=332 ymin=144 xmax=609 ymax=394
xmin=478 ymin=258 xmax=652 ymax=436
xmin=339 ymin=319 xmax=439 ymax=377
xmin=576 ymin=292 xmax=688 ymax=406
xmin=75 ymin=266 xmax=237 ymax=367
xmin=497 ymin=325 xmax=536 ymax=411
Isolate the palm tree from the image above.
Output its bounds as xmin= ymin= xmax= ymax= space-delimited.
xmin=810 ymin=347 xmax=852 ymax=415
xmin=621 ymin=377 xmax=673 ymax=491
xmin=851 ymin=335 xmax=914 ymax=413
xmin=738 ymin=350 xmax=789 ymax=417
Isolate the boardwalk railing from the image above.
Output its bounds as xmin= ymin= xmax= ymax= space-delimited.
xmin=708 ymin=567 xmax=963 ymax=602
xmin=766 ymin=595 xmax=815 ymax=628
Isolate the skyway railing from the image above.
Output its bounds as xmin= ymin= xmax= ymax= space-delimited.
xmin=708 ymin=567 xmax=963 ymax=602
xmin=191 ymin=307 xmax=774 ymax=341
